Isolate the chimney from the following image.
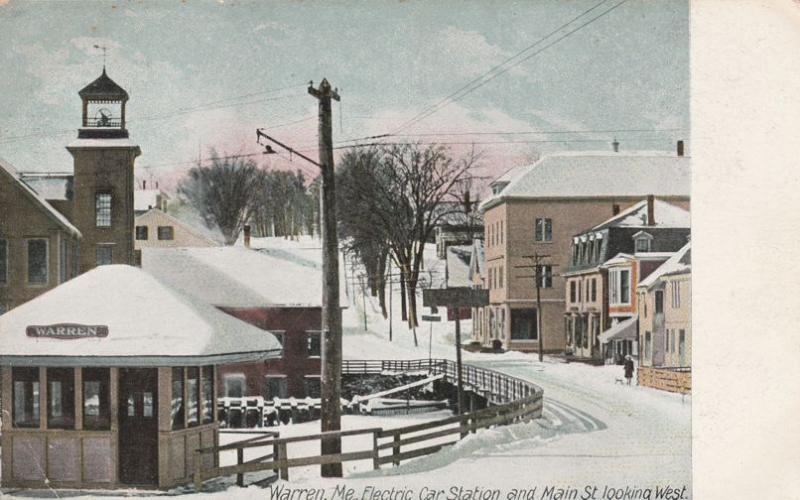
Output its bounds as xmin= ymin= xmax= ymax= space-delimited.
xmin=612 ymin=139 xmax=619 ymax=153
xmin=612 ymin=203 xmax=620 ymax=215
xmin=677 ymin=140 xmax=685 ymax=157
xmin=647 ymin=195 xmax=655 ymax=226
xmin=243 ymin=224 xmax=251 ymax=248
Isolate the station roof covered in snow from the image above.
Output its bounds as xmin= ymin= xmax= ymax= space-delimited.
xmin=0 ymin=265 xmax=282 ymax=367
xmin=481 ymin=151 xmax=690 ymax=210
xmin=142 ymin=246 xmax=342 ymax=308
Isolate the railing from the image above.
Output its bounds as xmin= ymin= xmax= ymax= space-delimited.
xmin=638 ymin=365 xmax=691 ymax=394
xmin=192 ymin=358 xmax=543 ymax=491
xmin=83 ymin=118 xmax=122 ymax=128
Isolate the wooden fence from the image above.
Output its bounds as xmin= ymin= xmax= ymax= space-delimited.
xmin=637 ymin=366 xmax=691 ymax=394
xmin=192 ymin=358 xmax=543 ymax=491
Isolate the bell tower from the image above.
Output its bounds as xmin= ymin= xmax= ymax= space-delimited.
xmin=67 ymin=68 xmax=141 ymax=272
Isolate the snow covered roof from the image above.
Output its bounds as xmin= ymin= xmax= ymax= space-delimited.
xmin=637 ymin=242 xmax=691 ymax=289
xmin=142 ymin=246 xmax=340 ymax=308
xmin=0 ymin=265 xmax=282 ymax=367
xmin=481 ymin=151 xmax=690 ymax=210
xmin=445 ymin=245 xmax=472 ymax=288
xmin=0 ymin=156 xmax=81 ymax=237
xmin=19 ymin=172 xmax=73 ymax=201
xmin=599 ymin=316 xmax=638 ymax=344
xmin=67 ymin=138 xmax=140 ymax=149
xmin=590 ymin=199 xmax=690 ymax=231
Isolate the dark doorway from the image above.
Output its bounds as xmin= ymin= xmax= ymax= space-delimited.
xmin=118 ymin=368 xmax=158 ymax=486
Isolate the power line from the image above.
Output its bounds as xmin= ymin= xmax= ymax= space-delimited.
xmin=336 ymin=127 xmax=685 ymax=144
xmin=331 ymin=136 xmax=685 ymax=151
xmin=391 ymin=0 xmax=629 ymax=135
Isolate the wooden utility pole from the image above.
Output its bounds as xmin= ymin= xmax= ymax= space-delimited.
xmin=454 ymin=309 xmax=464 ymax=414
xmin=309 ymin=79 xmax=343 ymax=477
xmin=515 ymin=253 xmax=556 ymax=362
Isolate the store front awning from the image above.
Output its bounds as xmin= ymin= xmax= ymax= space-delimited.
xmin=0 ymin=265 xmax=282 ymax=367
xmin=599 ymin=316 xmax=637 ymax=344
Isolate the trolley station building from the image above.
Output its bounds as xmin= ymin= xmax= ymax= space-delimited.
xmin=0 ymin=265 xmax=281 ymax=490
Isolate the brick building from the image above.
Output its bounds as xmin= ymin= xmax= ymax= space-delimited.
xmin=141 ymin=245 xmax=343 ymax=400
xmin=475 ymin=148 xmax=690 ymax=353
xmin=0 ymin=68 xmax=139 ymax=313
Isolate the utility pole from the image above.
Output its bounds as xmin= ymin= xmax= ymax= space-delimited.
xmin=309 ymin=79 xmax=343 ymax=477
xmin=254 ymin=86 xmax=341 ymax=473
xmin=515 ymin=253 xmax=556 ymax=362
xmin=388 ymin=259 xmax=393 ymax=342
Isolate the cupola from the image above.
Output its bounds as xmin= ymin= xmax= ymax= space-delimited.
xmin=78 ymin=68 xmax=129 ymax=139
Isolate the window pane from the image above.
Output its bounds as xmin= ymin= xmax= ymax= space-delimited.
xmin=655 ymin=291 xmax=664 ymax=314
xmin=171 ymin=367 xmax=185 ymax=430
xmin=47 ymin=368 xmax=75 ymax=429
xmin=534 ymin=218 xmax=543 ymax=241
xmin=544 ymin=219 xmax=552 ymax=241
xmin=187 ymin=367 xmax=199 ymax=426
xmin=59 ymin=239 xmax=68 ymax=283
xmin=201 ymin=366 xmax=214 ymax=424
xmin=510 ymin=309 xmax=538 ymax=340
xmin=96 ymin=193 xmax=112 ymax=227
xmin=13 ymin=367 xmax=40 ymax=428
xmin=303 ymin=377 xmax=321 ymax=398
xmin=135 ymin=226 xmax=149 ymax=240
xmin=620 ymin=270 xmax=630 ymax=303
xmin=265 ymin=377 xmax=288 ymax=399
xmin=224 ymin=376 xmax=244 ymax=398
xmin=96 ymin=246 xmax=113 ymax=266
xmin=157 ymin=226 xmax=174 ymax=240
xmin=143 ymin=392 xmax=154 ymax=418
xmin=307 ymin=332 xmax=321 ymax=357
xmin=0 ymin=239 xmax=6 ymax=284
xmin=27 ymin=239 xmax=48 ymax=284
xmin=83 ymin=368 xmax=110 ymax=430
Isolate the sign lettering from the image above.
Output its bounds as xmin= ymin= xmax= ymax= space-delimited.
xmin=26 ymin=324 xmax=109 ymax=339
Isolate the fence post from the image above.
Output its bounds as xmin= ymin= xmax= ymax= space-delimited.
xmin=236 ymin=448 xmax=244 ymax=487
xmin=276 ymin=442 xmax=289 ymax=480
xmin=193 ymin=449 xmax=203 ymax=492
xmin=392 ymin=432 xmax=401 ymax=466
xmin=273 ymin=440 xmax=280 ymax=476
xmin=372 ymin=430 xmax=381 ymax=470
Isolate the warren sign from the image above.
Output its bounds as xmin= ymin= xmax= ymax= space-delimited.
xmin=423 ymin=287 xmax=489 ymax=308
xmin=26 ymin=324 xmax=109 ymax=339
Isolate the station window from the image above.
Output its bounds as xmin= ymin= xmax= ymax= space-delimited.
xmin=47 ymin=368 xmax=75 ymax=429
xmin=135 ymin=226 xmax=149 ymax=240
xmin=201 ymin=366 xmax=214 ymax=424
xmin=171 ymin=367 xmax=185 ymax=430
xmin=82 ymin=367 xmax=110 ymax=430
xmin=187 ymin=366 xmax=200 ymax=427
xmin=13 ymin=367 xmax=40 ymax=428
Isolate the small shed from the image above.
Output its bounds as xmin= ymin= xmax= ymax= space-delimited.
xmin=0 ymin=265 xmax=281 ymax=490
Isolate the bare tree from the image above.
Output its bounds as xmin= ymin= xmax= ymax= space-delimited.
xmin=178 ymin=150 xmax=261 ymax=245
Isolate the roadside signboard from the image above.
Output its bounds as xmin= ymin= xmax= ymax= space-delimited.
xmin=422 ymin=288 xmax=489 ymax=308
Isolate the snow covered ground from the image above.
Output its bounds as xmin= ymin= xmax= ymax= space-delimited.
xmin=0 ymin=238 xmax=691 ymax=498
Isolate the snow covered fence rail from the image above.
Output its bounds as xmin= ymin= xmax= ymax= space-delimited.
xmin=343 ymin=359 xmax=538 ymax=405
xmin=190 ymin=359 xmax=543 ymax=491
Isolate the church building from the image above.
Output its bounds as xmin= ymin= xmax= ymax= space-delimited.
xmin=0 ymin=68 xmax=140 ymax=313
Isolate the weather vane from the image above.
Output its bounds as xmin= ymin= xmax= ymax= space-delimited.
xmin=93 ymin=44 xmax=107 ymax=69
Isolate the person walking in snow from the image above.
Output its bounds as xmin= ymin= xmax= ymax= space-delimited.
xmin=624 ymin=355 xmax=635 ymax=385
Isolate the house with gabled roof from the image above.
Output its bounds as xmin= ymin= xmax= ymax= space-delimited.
xmin=635 ymin=242 xmax=691 ymax=393
xmin=0 ymin=157 xmax=82 ymax=313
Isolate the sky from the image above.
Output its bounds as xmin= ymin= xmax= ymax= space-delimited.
xmin=0 ymin=0 xmax=689 ymax=192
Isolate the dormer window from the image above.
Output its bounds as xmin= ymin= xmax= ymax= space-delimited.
xmin=633 ymin=231 xmax=654 ymax=253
